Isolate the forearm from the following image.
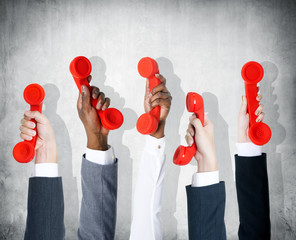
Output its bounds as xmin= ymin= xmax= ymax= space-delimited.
xmin=235 ymin=153 xmax=270 ymax=240
xmin=130 ymin=136 xmax=166 ymax=240
xmin=24 ymin=177 xmax=65 ymax=240
xmin=186 ymin=182 xmax=226 ymax=240
xmin=78 ymin=156 xmax=118 ymax=240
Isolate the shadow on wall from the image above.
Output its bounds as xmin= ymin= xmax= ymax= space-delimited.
xmin=260 ymin=61 xmax=287 ymax=239
xmin=202 ymin=92 xmax=237 ymax=234
xmin=89 ymin=56 xmax=137 ymax=240
xmin=157 ymin=57 xmax=185 ymax=240
xmin=42 ymin=84 xmax=79 ymax=239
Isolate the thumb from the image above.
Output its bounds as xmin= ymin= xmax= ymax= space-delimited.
xmin=145 ymin=78 xmax=150 ymax=98
xmin=24 ymin=111 xmax=47 ymax=124
xmin=189 ymin=114 xmax=203 ymax=134
xmin=81 ymin=85 xmax=91 ymax=111
xmin=239 ymin=95 xmax=248 ymax=116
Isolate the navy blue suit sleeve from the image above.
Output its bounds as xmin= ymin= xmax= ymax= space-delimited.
xmin=186 ymin=182 xmax=226 ymax=240
xmin=24 ymin=177 xmax=65 ymax=240
xmin=235 ymin=153 xmax=270 ymax=240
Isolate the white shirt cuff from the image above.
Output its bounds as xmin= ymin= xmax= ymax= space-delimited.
xmin=192 ymin=171 xmax=219 ymax=187
xmin=34 ymin=163 xmax=58 ymax=177
xmin=236 ymin=142 xmax=262 ymax=157
xmin=85 ymin=145 xmax=115 ymax=165
xmin=144 ymin=135 xmax=166 ymax=156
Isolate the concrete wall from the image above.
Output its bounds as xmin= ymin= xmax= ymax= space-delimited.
xmin=0 ymin=0 xmax=295 ymax=239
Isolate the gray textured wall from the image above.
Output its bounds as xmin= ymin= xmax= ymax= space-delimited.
xmin=1 ymin=0 xmax=295 ymax=239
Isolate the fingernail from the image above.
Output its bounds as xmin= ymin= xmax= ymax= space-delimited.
xmin=25 ymin=110 xmax=31 ymax=115
xmin=30 ymin=122 xmax=35 ymax=128
xmin=97 ymin=102 xmax=102 ymax=109
xmin=32 ymin=130 xmax=36 ymax=136
xmin=256 ymin=117 xmax=260 ymax=122
xmin=28 ymin=136 xmax=33 ymax=140
xmin=82 ymin=85 xmax=86 ymax=93
xmin=155 ymin=74 xmax=160 ymax=77
xmin=189 ymin=139 xmax=193 ymax=146
xmin=255 ymin=111 xmax=259 ymax=116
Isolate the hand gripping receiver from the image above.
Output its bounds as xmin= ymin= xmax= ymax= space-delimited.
xmin=241 ymin=61 xmax=272 ymax=145
xmin=136 ymin=57 xmax=161 ymax=135
xmin=13 ymin=84 xmax=45 ymax=163
xmin=173 ymin=92 xmax=204 ymax=166
xmin=70 ymin=56 xmax=124 ymax=130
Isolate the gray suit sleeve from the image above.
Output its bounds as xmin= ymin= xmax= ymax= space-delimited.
xmin=24 ymin=177 xmax=65 ymax=240
xmin=78 ymin=155 xmax=118 ymax=240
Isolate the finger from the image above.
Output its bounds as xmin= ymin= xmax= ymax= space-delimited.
xmin=256 ymin=93 xmax=263 ymax=102
xmin=185 ymin=132 xmax=194 ymax=146
xmin=145 ymin=78 xmax=150 ymax=98
xmin=81 ymin=85 xmax=91 ymax=111
xmin=256 ymin=112 xmax=265 ymax=122
xmin=23 ymin=114 xmax=31 ymax=121
xmin=255 ymin=104 xmax=264 ymax=116
xmin=21 ymin=118 xmax=35 ymax=129
xmin=151 ymin=83 xmax=169 ymax=95
xmin=239 ymin=95 xmax=248 ymax=116
xmin=19 ymin=125 xmax=36 ymax=137
xmin=187 ymin=123 xmax=195 ymax=137
xmin=189 ymin=115 xmax=203 ymax=133
xmin=24 ymin=111 xmax=47 ymax=124
xmin=87 ymin=75 xmax=92 ymax=83
xmin=96 ymin=92 xmax=106 ymax=110
xmin=150 ymin=91 xmax=171 ymax=103
xmin=91 ymin=86 xmax=100 ymax=99
xmin=77 ymin=92 xmax=82 ymax=110
xmin=102 ymin=97 xmax=110 ymax=111
xmin=150 ymin=97 xmax=172 ymax=108
xmin=203 ymin=115 xmax=212 ymax=127
xmin=155 ymin=74 xmax=166 ymax=84
xmin=20 ymin=132 xmax=33 ymax=141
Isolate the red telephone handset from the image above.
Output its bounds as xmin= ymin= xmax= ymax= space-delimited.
xmin=13 ymin=84 xmax=45 ymax=163
xmin=173 ymin=92 xmax=204 ymax=166
xmin=136 ymin=57 xmax=161 ymax=135
xmin=241 ymin=61 xmax=272 ymax=145
xmin=70 ymin=56 xmax=124 ymax=130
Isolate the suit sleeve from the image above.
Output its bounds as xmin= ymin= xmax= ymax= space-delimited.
xmin=78 ymin=155 xmax=118 ymax=240
xmin=235 ymin=153 xmax=270 ymax=240
xmin=186 ymin=182 xmax=226 ymax=240
xmin=24 ymin=177 xmax=65 ymax=240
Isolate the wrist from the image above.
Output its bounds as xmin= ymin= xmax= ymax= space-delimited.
xmin=238 ymin=131 xmax=250 ymax=143
xmin=150 ymin=120 xmax=165 ymax=139
xmin=35 ymin=142 xmax=57 ymax=164
xmin=87 ymin=132 xmax=108 ymax=150
xmin=197 ymin=154 xmax=218 ymax=173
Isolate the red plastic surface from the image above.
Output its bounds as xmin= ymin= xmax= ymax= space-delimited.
xmin=13 ymin=84 xmax=45 ymax=163
xmin=173 ymin=92 xmax=204 ymax=166
xmin=241 ymin=61 xmax=272 ymax=145
xmin=70 ymin=56 xmax=124 ymax=130
xmin=136 ymin=57 xmax=161 ymax=135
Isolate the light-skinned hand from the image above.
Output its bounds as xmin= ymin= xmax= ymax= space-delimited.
xmin=19 ymin=111 xmax=57 ymax=164
xmin=185 ymin=114 xmax=218 ymax=173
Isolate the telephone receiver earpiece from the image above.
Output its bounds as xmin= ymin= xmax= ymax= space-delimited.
xmin=241 ymin=61 xmax=272 ymax=145
xmin=173 ymin=92 xmax=204 ymax=166
xmin=136 ymin=57 xmax=161 ymax=135
xmin=13 ymin=84 xmax=45 ymax=163
xmin=70 ymin=56 xmax=124 ymax=130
